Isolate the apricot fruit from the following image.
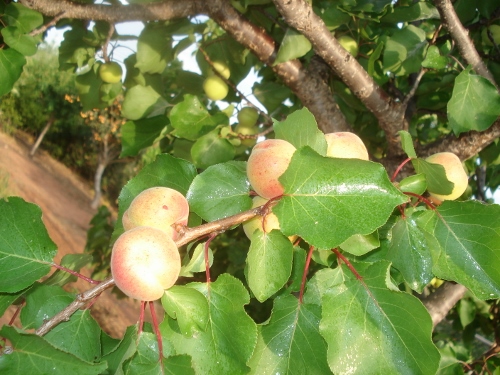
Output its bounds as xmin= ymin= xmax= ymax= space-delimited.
xmin=99 ymin=61 xmax=123 ymax=84
xmin=337 ymin=35 xmax=359 ymax=57
xmin=234 ymin=122 xmax=259 ymax=148
xmin=247 ymin=139 xmax=296 ymax=199
xmin=425 ymin=152 xmax=468 ymax=203
xmin=203 ymin=76 xmax=229 ymax=101
xmin=127 ymin=187 xmax=189 ymax=239
xmin=243 ymin=196 xmax=281 ymax=238
xmin=209 ymin=60 xmax=231 ymax=79
xmin=237 ymin=107 xmax=259 ymax=127
xmin=111 ymin=226 xmax=181 ymax=301
xmin=324 ymin=132 xmax=369 ymax=160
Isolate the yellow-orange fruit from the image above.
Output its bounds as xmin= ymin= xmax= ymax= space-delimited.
xmin=425 ymin=152 xmax=468 ymax=203
xmin=243 ymin=196 xmax=281 ymax=238
xmin=246 ymin=139 xmax=296 ymax=199
xmin=324 ymin=132 xmax=369 ymax=160
xmin=111 ymin=226 xmax=181 ymax=301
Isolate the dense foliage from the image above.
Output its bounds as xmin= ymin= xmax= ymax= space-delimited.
xmin=1 ymin=0 xmax=500 ymax=374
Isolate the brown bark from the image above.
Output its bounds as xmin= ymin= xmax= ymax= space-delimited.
xmin=29 ymin=112 xmax=55 ymax=157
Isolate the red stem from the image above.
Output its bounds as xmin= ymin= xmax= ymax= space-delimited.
xmin=299 ymin=246 xmax=315 ymax=304
xmin=391 ymin=157 xmax=412 ymax=182
xmin=149 ymin=301 xmax=165 ymax=373
xmin=8 ymin=301 xmax=24 ymax=326
xmin=404 ymin=192 xmax=437 ymax=210
xmin=51 ymin=263 xmax=101 ymax=285
xmin=333 ymin=248 xmax=363 ymax=281
xmin=138 ymin=301 xmax=146 ymax=335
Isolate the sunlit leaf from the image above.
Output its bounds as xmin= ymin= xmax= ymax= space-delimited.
xmin=274 ymin=28 xmax=312 ymax=64
xmin=120 ymin=116 xmax=168 ymax=157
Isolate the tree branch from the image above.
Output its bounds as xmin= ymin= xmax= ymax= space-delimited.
xmin=21 ymin=0 xmax=348 ymax=133
xmin=433 ymin=0 xmax=497 ymax=88
xmin=420 ymin=282 xmax=468 ymax=328
xmin=272 ymin=0 xmax=406 ymax=154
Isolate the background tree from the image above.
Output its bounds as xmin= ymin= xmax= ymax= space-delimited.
xmin=1 ymin=0 xmax=500 ymax=373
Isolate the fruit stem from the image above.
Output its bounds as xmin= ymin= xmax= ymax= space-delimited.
xmin=299 ymin=246 xmax=315 ymax=304
xmin=391 ymin=157 xmax=413 ymax=182
xmin=51 ymin=263 xmax=101 ymax=284
xmin=138 ymin=301 xmax=146 ymax=336
xmin=101 ymin=23 xmax=115 ymax=63
xmin=149 ymin=301 xmax=165 ymax=373
xmin=8 ymin=301 xmax=24 ymax=326
xmin=333 ymin=248 xmax=363 ymax=281
xmin=404 ymin=192 xmax=437 ymax=210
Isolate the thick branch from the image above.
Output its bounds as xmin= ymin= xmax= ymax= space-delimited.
xmin=420 ymin=282 xmax=468 ymax=328
xmin=272 ymin=0 xmax=406 ymax=153
xmin=418 ymin=119 xmax=500 ymax=160
xmin=21 ymin=0 xmax=348 ymax=133
xmin=433 ymin=0 xmax=497 ymax=87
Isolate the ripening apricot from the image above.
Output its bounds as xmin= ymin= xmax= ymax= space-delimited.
xmin=246 ymin=139 xmax=296 ymax=199
xmin=127 ymin=187 xmax=189 ymax=240
xmin=324 ymin=132 xmax=369 ymax=160
xmin=111 ymin=226 xmax=181 ymax=301
xmin=425 ymin=152 xmax=468 ymax=203
xmin=203 ymin=76 xmax=229 ymax=101
xmin=243 ymin=196 xmax=281 ymax=238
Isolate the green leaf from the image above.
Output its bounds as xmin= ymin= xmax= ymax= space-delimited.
xmin=274 ymin=108 xmax=328 ymax=155
xmin=0 ymin=49 xmax=26 ymax=97
xmin=45 ymin=310 xmax=102 ymax=363
xmin=20 ymin=283 xmax=74 ymax=329
xmin=4 ymin=3 xmax=43 ymax=33
xmin=120 ymin=116 xmax=168 ymax=157
xmin=75 ymin=64 xmax=106 ymax=111
xmin=162 ymin=285 xmax=209 ymax=337
xmin=274 ymin=147 xmax=408 ymax=249
xmin=381 ymin=2 xmax=439 ymax=23
xmin=422 ymin=45 xmax=449 ymax=70
xmin=385 ymin=214 xmax=433 ymax=292
xmin=253 ymin=81 xmax=292 ymax=113
xmin=191 ymin=128 xmax=235 ymax=169
xmin=169 ymin=95 xmax=226 ymax=141
xmin=135 ymin=24 xmax=172 ymax=74
xmin=398 ymin=173 xmax=427 ymax=196
xmin=0 ymin=326 xmax=107 ymax=374
xmin=248 ymin=295 xmax=331 ymax=374
xmin=412 ymin=158 xmax=454 ymax=196
xmin=160 ymin=274 xmax=257 ymax=375
xmin=1 ymin=27 xmax=38 ymax=56
xmin=101 ymin=325 xmax=138 ymax=374
xmin=247 ymin=230 xmax=294 ymax=302
xmin=0 ymin=289 xmax=26 ymax=317
xmin=339 ymin=232 xmax=380 ymax=256
xmin=186 ymin=161 xmax=251 ymax=222
xmin=122 ymin=85 xmax=163 ymax=120
xmin=0 ymin=197 xmax=57 ymax=293
xmin=274 ymin=28 xmax=312 ymax=64
xmin=43 ymin=254 xmax=92 ymax=287
xmin=398 ymin=130 xmax=417 ymax=158
xmin=431 ymin=201 xmax=500 ymax=299
xmin=179 ymin=243 xmax=213 ymax=277
xmin=318 ymin=261 xmax=440 ymax=374
xmin=58 ymin=26 xmax=95 ymax=70
xmin=447 ymin=66 xmax=500 ymax=135
xmin=124 ymin=331 xmax=195 ymax=375
xmin=383 ymin=25 xmax=427 ymax=76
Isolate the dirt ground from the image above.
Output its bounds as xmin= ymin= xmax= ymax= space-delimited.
xmin=0 ymin=131 xmax=157 ymax=338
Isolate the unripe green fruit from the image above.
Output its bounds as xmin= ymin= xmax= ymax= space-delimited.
xmin=237 ymin=107 xmax=259 ymax=127
xmin=111 ymin=226 xmax=181 ymax=301
xmin=203 ymin=76 xmax=229 ymax=101
xmin=234 ymin=122 xmax=258 ymax=148
xmin=243 ymin=196 xmax=280 ymax=238
xmin=324 ymin=132 xmax=369 ymax=160
xmin=247 ymin=139 xmax=296 ymax=199
xmin=209 ymin=61 xmax=231 ymax=79
xmin=127 ymin=187 xmax=189 ymax=240
xmin=482 ymin=24 xmax=500 ymax=46
xmin=425 ymin=152 xmax=468 ymax=203
xmin=99 ymin=61 xmax=123 ymax=83
xmin=337 ymin=35 xmax=359 ymax=57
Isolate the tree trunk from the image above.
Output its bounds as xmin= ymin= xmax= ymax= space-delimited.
xmin=30 ymin=112 xmax=55 ymax=157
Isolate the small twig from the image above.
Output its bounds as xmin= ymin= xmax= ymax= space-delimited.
xmin=51 ymin=263 xmax=101 ymax=285
xmin=391 ymin=157 xmax=413 ymax=182
xmin=101 ymin=23 xmax=116 ymax=63
xmin=403 ymin=69 xmax=427 ymax=106
xmin=29 ymin=11 xmax=65 ymax=37
xmin=8 ymin=302 xmax=24 ymax=326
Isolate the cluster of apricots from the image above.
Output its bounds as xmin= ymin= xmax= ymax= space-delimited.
xmin=110 ymin=187 xmax=189 ymax=301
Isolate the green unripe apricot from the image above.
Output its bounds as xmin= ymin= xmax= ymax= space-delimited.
xmin=99 ymin=61 xmax=123 ymax=83
xmin=337 ymin=35 xmax=359 ymax=57
xmin=203 ymin=76 xmax=229 ymax=101
xmin=237 ymin=107 xmax=259 ymax=127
